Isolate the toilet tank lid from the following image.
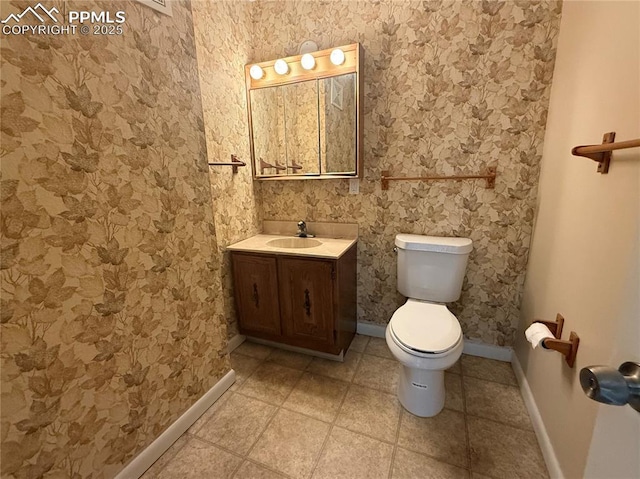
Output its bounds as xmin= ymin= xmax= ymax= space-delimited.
xmin=395 ymin=234 xmax=472 ymax=254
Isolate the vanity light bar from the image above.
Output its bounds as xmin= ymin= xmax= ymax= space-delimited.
xmin=245 ymin=43 xmax=359 ymax=88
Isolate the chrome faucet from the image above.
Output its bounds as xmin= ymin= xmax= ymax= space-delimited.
xmin=296 ymin=221 xmax=314 ymax=238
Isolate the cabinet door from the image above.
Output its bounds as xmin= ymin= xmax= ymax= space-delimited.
xmin=231 ymin=253 xmax=281 ymax=336
xmin=279 ymin=257 xmax=335 ymax=347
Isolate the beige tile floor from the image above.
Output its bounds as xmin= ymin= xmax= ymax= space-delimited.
xmin=141 ymin=336 xmax=549 ymax=479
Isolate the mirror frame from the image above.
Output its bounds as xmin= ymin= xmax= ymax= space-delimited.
xmin=245 ymin=43 xmax=364 ymax=180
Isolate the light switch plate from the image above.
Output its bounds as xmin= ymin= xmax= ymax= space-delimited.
xmin=349 ymin=178 xmax=359 ymax=194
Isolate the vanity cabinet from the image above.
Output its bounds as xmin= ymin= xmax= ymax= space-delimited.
xmin=230 ymin=245 xmax=357 ymax=355
xmin=231 ymin=254 xmax=281 ymax=336
xmin=279 ymin=257 xmax=335 ymax=350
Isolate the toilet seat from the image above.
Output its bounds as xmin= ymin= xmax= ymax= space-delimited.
xmin=389 ymin=299 xmax=462 ymax=356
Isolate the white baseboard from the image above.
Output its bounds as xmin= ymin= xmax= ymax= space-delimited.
xmin=512 ymin=355 xmax=564 ymax=479
xmin=463 ymin=339 xmax=513 ymax=362
xmin=357 ymin=321 xmax=386 ymax=338
xmin=227 ymin=334 xmax=246 ymax=354
xmin=115 ymin=369 xmax=236 ymax=479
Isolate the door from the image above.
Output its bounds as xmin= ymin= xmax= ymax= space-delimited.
xmin=278 ymin=257 xmax=335 ymax=348
xmin=231 ymin=253 xmax=281 ymax=336
xmin=583 ymin=244 xmax=639 ymax=478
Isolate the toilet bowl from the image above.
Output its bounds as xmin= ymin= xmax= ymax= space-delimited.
xmin=386 ymin=299 xmax=463 ymax=417
xmin=387 ymin=234 xmax=472 ymax=417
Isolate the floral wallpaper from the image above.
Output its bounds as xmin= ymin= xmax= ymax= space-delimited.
xmin=0 ymin=1 xmax=229 ymax=477
xmin=252 ymin=0 xmax=563 ymax=347
xmin=191 ymin=0 xmax=261 ymax=339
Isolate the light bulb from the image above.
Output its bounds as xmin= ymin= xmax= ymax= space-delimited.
xmin=330 ymin=48 xmax=345 ymax=66
xmin=249 ymin=65 xmax=264 ymax=80
xmin=274 ymin=59 xmax=289 ymax=75
xmin=300 ymin=53 xmax=316 ymax=70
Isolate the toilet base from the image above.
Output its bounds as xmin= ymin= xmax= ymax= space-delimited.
xmin=386 ymin=322 xmax=464 ymax=417
xmin=398 ymin=365 xmax=445 ymax=417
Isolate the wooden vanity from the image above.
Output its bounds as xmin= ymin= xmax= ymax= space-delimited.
xmin=228 ymin=233 xmax=357 ymax=356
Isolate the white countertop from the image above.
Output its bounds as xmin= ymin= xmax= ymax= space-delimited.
xmin=227 ymin=234 xmax=357 ymax=259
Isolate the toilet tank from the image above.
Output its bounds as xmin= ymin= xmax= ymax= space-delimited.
xmin=395 ymin=234 xmax=472 ymax=303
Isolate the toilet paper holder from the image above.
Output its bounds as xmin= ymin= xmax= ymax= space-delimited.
xmin=534 ymin=314 xmax=580 ymax=368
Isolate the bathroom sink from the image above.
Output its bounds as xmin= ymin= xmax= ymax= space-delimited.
xmin=227 ymin=230 xmax=356 ymax=259
xmin=267 ymin=237 xmax=323 ymax=249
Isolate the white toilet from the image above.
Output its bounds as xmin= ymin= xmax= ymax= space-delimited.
xmin=385 ymin=234 xmax=472 ymax=417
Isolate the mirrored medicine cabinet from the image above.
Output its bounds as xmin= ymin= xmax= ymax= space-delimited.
xmin=245 ymin=43 xmax=363 ymax=180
